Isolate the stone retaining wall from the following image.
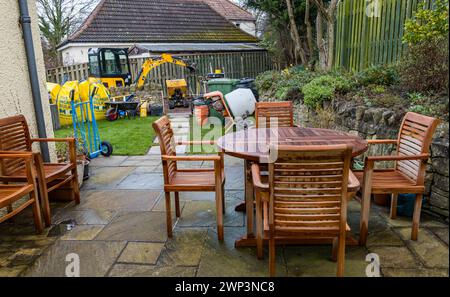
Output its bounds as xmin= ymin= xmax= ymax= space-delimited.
xmin=293 ymin=99 xmax=449 ymax=221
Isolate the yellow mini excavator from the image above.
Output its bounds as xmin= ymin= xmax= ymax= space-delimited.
xmin=87 ymin=48 xmax=196 ymax=89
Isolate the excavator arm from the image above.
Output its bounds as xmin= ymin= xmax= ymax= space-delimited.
xmin=134 ymin=53 xmax=196 ymax=89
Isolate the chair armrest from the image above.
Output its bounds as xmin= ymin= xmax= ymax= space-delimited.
xmin=0 ymin=152 xmax=35 ymax=182
xmin=31 ymin=138 xmax=75 ymax=143
xmin=32 ymin=138 xmax=77 ymax=164
xmin=367 ymin=139 xmax=397 ymax=145
xmin=161 ymin=155 xmax=221 ymax=162
xmin=251 ymin=164 xmax=269 ymax=191
xmin=367 ymin=153 xmax=429 ymax=162
xmin=348 ymin=171 xmax=360 ymax=193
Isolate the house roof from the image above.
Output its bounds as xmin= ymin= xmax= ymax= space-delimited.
xmin=58 ymin=0 xmax=257 ymax=48
xmin=129 ymin=42 xmax=264 ymax=55
xmin=185 ymin=0 xmax=255 ymax=22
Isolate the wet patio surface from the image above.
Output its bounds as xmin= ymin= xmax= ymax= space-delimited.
xmin=0 ymin=154 xmax=448 ymax=277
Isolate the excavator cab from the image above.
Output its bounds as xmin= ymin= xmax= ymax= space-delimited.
xmin=88 ymin=48 xmax=132 ymax=88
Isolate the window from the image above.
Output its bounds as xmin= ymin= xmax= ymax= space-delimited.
xmin=88 ymin=54 xmax=100 ymax=77
xmin=88 ymin=48 xmax=130 ymax=77
xmin=102 ymin=50 xmax=120 ymax=75
xmin=118 ymin=53 xmax=129 ymax=75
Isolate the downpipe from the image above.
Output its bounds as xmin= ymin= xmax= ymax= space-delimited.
xmin=18 ymin=0 xmax=50 ymax=162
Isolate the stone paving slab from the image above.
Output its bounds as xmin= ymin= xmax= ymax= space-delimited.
xmin=78 ymin=190 xmax=160 ymax=212
xmin=197 ymin=227 xmax=287 ymax=277
xmin=396 ymin=228 xmax=449 ymax=268
xmin=89 ymin=156 xmax=128 ymax=167
xmin=24 ymin=240 xmax=126 ymax=277
xmin=382 ymin=268 xmax=449 ymax=277
xmin=284 ymin=246 xmax=368 ymax=277
xmin=52 ymin=208 xmax=116 ymax=225
xmin=120 ymin=159 xmax=161 ymax=167
xmin=368 ymin=246 xmax=421 ymax=269
xmin=224 ymin=167 xmax=245 ymax=190
xmin=177 ymin=198 xmax=244 ymax=228
xmin=366 ymin=229 xmax=405 ymax=247
xmin=157 ymin=228 xmax=207 ymax=267
xmin=152 ymin=193 xmax=185 ymax=213
xmin=429 ymin=227 xmax=449 ymax=245
xmin=60 ymin=225 xmax=105 ymax=241
xmin=83 ymin=166 xmax=135 ymax=190
xmin=117 ymin=242 xmax=165 ymax=265
xmin=223 ymin=156 xmax=244 ymax=167
xmin=95 ymin=211 xmax=170 ymax=242
xmin=116 ymin=173 xmax=165 ymax=190
xmin=0 ymin=266 xmax=28 ymax=277
xmin=147 ymin=146 xmax=161 ymax=155
xmin=108 ymin=264 xmax=197 ymax=277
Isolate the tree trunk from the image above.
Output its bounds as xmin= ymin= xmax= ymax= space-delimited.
xmin=285 ymin=0 xmax=307 ymax=65
xmin=316 ymin=12 xmax=327 ymax=70
xmin=312 ymin=0 xmax=339 ymax=71
xmin=305 ymin=0 xmax=315 ymax=67
xmin=326 ymin=18 xmax=335 ymax=70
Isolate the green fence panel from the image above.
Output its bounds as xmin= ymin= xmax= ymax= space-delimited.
xmin=335 ymin=0 xmax=433 ymax=72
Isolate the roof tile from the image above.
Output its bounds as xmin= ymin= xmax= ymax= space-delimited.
xmin=62 ymin=0 xmax=257 ymax=46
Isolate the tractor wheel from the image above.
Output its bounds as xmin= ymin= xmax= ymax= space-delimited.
xmin=106 ymin=108 xmax=118 ymax=121
xmin=100 ymin=141 xmax=113 ymax=157
xmin=183 ymin=99 xmax=190 ymax=108
xmin=168 ymin=101 xmax=175 ymax=109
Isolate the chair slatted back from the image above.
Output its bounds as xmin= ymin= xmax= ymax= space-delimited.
xmin=0 ymin=115 xmax=32 ymax=176
xmin=268 ymin=144 xmax=352 ymax=236
xmin=152 ymin=116 xmax=177 ymax=182
xmin=396 ymin=112 xmax=440 ymax=185
xmin=255 ymin=101 xmax=294 ymax=128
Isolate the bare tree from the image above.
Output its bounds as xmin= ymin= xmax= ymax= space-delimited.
xmin=37 ymin=0 xmax=97 ymax=66
xmin=311 ymin=0 xmax=339 ymax=70
xmin=285 ymin=0 xmax=307 ymax=65
xmin=304 ymin=0 xmax=315 ymax=67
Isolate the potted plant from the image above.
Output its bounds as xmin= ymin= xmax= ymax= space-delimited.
xmin=55 ymin=134 xmax=90 ymax=187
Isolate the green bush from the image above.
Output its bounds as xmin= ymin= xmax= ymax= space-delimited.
xmin=409 ymin=104 xmax=433 ymax=116
xmin=403 ymin=0 xmax=449 ymax=44
xmin=255 ymin=68 xmax=319 ymax=100
xmin=399 ymin=0 xmax=449 ymax=93
xmin=355 ymin=65 xmax=399 ymax=86
xmin=301 ymin=75 xmax=353 ymax=108
xmin=399 ymin=37 xmax=449 ymax=93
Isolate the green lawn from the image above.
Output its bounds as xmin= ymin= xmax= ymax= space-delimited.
xmin=54 ymin=116 xmax=160 ymax=156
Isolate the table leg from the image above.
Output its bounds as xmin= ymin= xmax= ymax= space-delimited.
xmin=244 ymin=159 xmax=254 ymax=238
xmin=359 ymin=164 xmax=373 ymax=246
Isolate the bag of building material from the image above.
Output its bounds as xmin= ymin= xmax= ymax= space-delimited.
xmin=46 ymin=82 xmax=60 ymax=104
xmin=56 ymin=80 xmax=82 ymax=126
xmin=79 ymin=78 xmax=110 ymax=121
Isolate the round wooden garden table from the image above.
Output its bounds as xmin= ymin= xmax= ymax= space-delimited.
xmin=217 ymin=127 xmax=368 ymax=247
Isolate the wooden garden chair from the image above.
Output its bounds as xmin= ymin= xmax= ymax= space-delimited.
xmin=0 ymin=151 xmax=43 ymax=233
xmin=0 ymin=115 xmax=80 ymax=227
xmin=252 ymin=144 xmax=355 ymax=277
xmin=152 ymin=116 xmax=225 ymax=241
xmin=242 ymin=101 xmax=295 ymax=213
xmin=255 ymin=101 xmax=294 ymax=128
xmin=355 ymin=112 xmax=440 ymax=245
